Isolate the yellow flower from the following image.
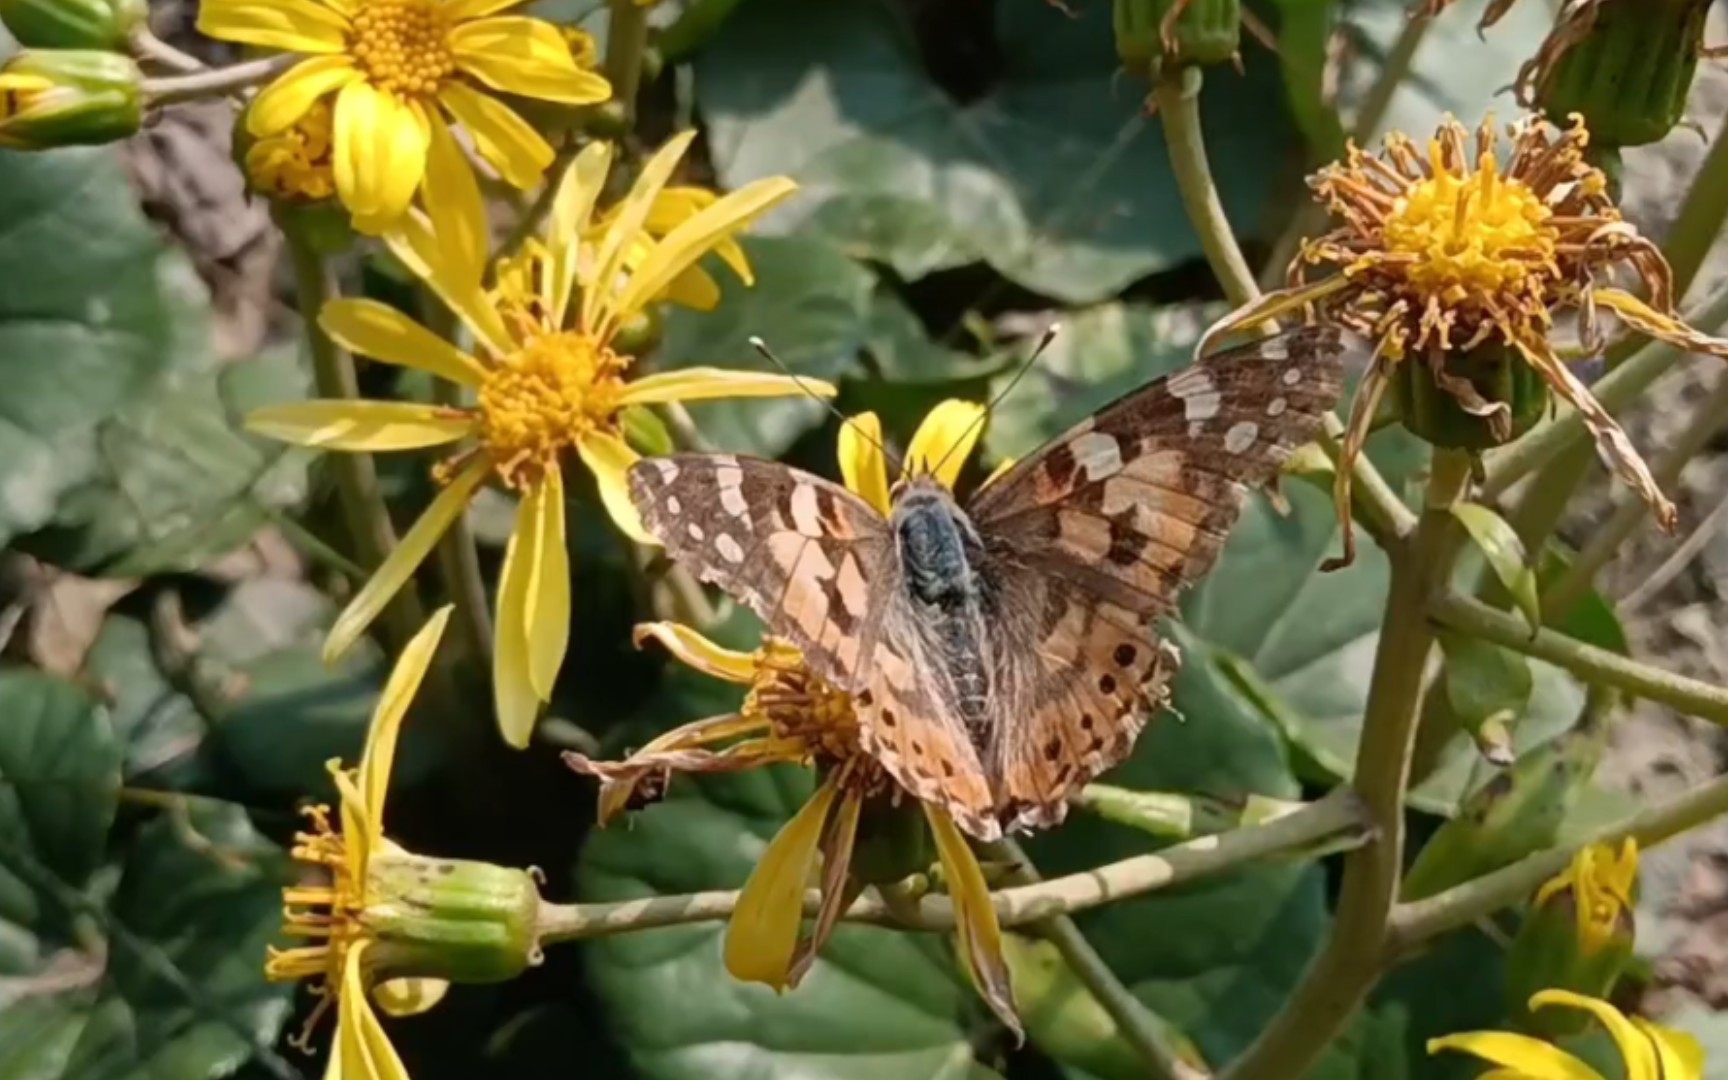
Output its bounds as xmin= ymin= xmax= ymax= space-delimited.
xmin=1204 ymin=115 xmax=1728 ymax=565
xmin=199 ymin=0 xmax=611 ymax=225
xmin=569 ymin=620 xmax=1019 ymax=1036
xmin=245 ymin=131 xmax=825 ymax=748
xmin=245 ymin=97 xmax=337 ymax=202
xmin=1429 ymin=989 xmax=1704 ymax=1080
xmin=1534 ymin=839 xmax=1638 ymax=957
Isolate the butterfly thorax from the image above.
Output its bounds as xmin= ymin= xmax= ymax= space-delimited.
xmin=890 ymin=479 xmax=995 ymax=743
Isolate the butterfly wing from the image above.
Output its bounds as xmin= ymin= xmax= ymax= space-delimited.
xmin=969 ymin=326 xmax=1346 ymax=831
xmin=628 ymin=454 xmax=1000 ymax=834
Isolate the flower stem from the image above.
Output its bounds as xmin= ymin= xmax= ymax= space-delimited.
xmin=1427 ymin=590 xmax=1728 ymax=725
xmin=993 ymin=838 xmax=1191 ymax=1080
xmin=1662 ymin=113 xmax=1728 ymax=301
xmin=127 ymin=27 xmax=204 ymax=74
xmin=534 ymin=787 xmax=1369 ymax=943
xmin=1076 ymin=785 xmax=1311 ymax=844
xmin=1220 ymin=450 xmax=1469 ymax=1080
xmin=141 ymin=54 xmax=298 ymax=106
xmin=605 ymin=0 xmax=651 ymax=125
xmin=1154 ymin=66 xmax=1257 ymax=310
xmin=283 ymin=227 xmax=426 ymax=655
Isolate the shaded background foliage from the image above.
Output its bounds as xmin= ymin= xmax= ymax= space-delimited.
xmin=3 ymin=0 xmax=1727 ymax=1078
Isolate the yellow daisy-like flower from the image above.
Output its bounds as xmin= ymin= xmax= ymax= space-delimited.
xmin=245 ymin=98 xmax=338 ymax=202
xmin=199 ymin=0 xmax=611 ymax=224
xmin=1534 ymin=838 xmax=1638 ymax=957
xmin=1204 ymin=114 xmax=1728 ymax=565
xmin=1430 ymin=989 xmax=1704 ymax=1080
xmin=567 ymin=618 xmax=1019 ymax=1038
xmin=246 ymin=131 xmax=826 ymax=748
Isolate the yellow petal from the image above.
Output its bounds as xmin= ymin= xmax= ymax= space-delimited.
xmin=980 ymin=455 xmax=1017 ymax=490
xmin=358 ymin=604 xmax=451 ymax=842
xmin=195 ymin=0 xmax=348 ymax=53
xmin=621 ymin=368 xmax=836 ymax=405
xmin=338 ymin=943 xmax=413 ymax=1080
xmin=632 ymin=621 xmax=757 ymax=683
xmin=333 ymin=81 xmax=429 ymax=223
xmin=838 ymin=412 xmax=890 ymax=515
xmin=437 ymin=81 xmax=553 ymax=190
xmin=548 ymin=141 xmax=613 ymax=327
xmin=325 ymin=458 xmax=489 ymax=663
xmin=582 ymin=130 xmax=697 ymax=332
xmin=382 ymin=214 xmax=515 ymax=358
xmin=449 ymin=18 xmax=613 ymax=105
xmin=577 ymin=431 xmax=656 ymax=545
xmin=1195 ymin=276 xmax=1354 ymax=357
xmin=442 ymin=0 xmax=526 ymax=19
xmin=925 ymin=804 xmax=1020 ymax=1040
xmin=246 ymin=55 xmax=356 ymax=136
xmin=245 ymin=400 xmax=472 ymax=451
xmin=725 ymin=774 xmax=843 ymax=989
xmin=906 ymin=399 xmax=985 ymax=490
xmin=1636 ymin=1018 xmax=1705 ymax=1080
xmin=787 ymin=785 xmax=863 ymax=987
xmin=1530 ymin=991 xmax=1658 ymax=1080
xmin=523 ymin=467 xmax=571 ymax=700
xmin=646 ymin=188 xmax=753 ymax=284
xmin=332 ymin=763 xmax=371 ymax=881
xmin=1594 ymin=286 xmax=1728 ymax=361
xmin=608 ymin=177 xmax=798 ymax=330
xmin=660 ymin=264 xmax=722 ymax=312
xmin=321 ymin=298 xmax=487 ymax=386
xmin=420 ymin=120 xmax=490 ymax=289
xmin=1426 ymin=1031 xmax=1604 ymax=1080
xmin=493 ymin=489 xmax=539 ymax=749
xmin=372 ymin=977 xmax=450 ymax=1018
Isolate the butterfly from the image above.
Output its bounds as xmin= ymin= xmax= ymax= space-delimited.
xmin=627 ymin=326 xmax=1346 ymax=840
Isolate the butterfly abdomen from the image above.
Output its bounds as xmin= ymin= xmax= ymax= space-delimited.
xmin=891 ymin=484 xmax=995 ymax=743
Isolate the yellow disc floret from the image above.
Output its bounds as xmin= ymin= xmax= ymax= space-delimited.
xmin=245 ymin=99 xmax=336 ymax=201
xmin=475 ymin=333 xmax=626 ymax=490
xmin=348 ymin=0 xmax=454 ymax=97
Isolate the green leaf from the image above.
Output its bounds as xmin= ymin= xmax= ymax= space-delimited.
xmin=1450 ymin=502 xmax=1540 ymax=630
xmin=658 ymin=235 xmax=873 ymax=457
xmin=695 ymin=0 xmax=1298 ymax=302
xmin=81 ymin=615 xmax=207 ymax=788
xmin=0 ymin=149 xmax=201 ymax=548
xmin=1437 ymin=631 xmax=1534 ymax=765
xmin=1269 ymin=0 xmax=1346 ymax=162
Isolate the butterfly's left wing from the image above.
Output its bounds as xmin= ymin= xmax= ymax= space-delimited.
xmin=969 ymin=326 xmax=1346 ymax=831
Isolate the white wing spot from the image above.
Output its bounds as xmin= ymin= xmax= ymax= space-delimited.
xmin=716 ymin=465 xmax=748 ymax=518
xmin=650 ymin=459 xmax=679 ymax=482
xmin=1168 ymin=367 xmax=1221 ymax=422
xmin=1224 ymin=421 xmax=1259 ymax=453
xmin=1070 ymin=431 xmax=1124 ymax=481
xmin=1266 ymin=398 xmax=1287 ymax=417
xmin=665 ymin=495 xmax=682 ymax=515
xmin=716 ymin=534 xmax=745 ymax=563
xmin=789 ymin=483 xmax=824 ymax=537
xmin=1282 ymin=367 xmax=1303 ymax=386
xmin=686 ymin=522 xmax=705 ymax=541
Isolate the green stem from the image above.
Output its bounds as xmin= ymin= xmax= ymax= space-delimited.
xmin=994 ymin=838 xmax=1187 ymax=1080
xmin=284 ymin=228 xmax=425 ymax=655
xmin=1661 ymin=114 xmax=1728 ymax=301
xmin=535 ymin=787 xmax=1369 ymax=944
xmin=1481 ymin=279 xmax=1728 ymax=499
xmin=432 ymin=380 xmax=495 ymax=669
xmin=1427 ymin=590 xmax=1728 ymax=725
xmin=605 ymin=0 xmax=651 ymax=125
xmin=1389 ymin=767 xmax=1728 ymax=951
xmin=141 ymin=54 xmax=297 ymax=105
xmin=1154 ymin=66 xmax=1257 ymax=309
xmin=1221 ymin=451 xmax=1469 ymax=1080
xmin=1076 ymin=785 xmax=1308 ymax=844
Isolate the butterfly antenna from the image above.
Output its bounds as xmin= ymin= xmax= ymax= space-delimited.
xmin=749 ymin=335 xmax=900 ymax=470
xmin=926 ymin=322 xmax=1061 ymax=481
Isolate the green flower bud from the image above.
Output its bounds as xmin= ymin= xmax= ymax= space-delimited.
xmin=611 ymin=302 xmax=663 ymax=357
xmin=1505 ymin=840 xmax=1639 ymax=1038
xmin=1114 ymin=0 xmax=1240 ymax=75
xmin=0 ymin=49 xmax=141 ymax=150
xmin=1393 ymin=341 xmax=1550 ymax=452
xmin=0 ymin=0 xmax=142 ymax=49
xmin=1529 ymin=0 xmax=1710 ymax=148
xmin=361 ymin=852 xmax=542 ymax=985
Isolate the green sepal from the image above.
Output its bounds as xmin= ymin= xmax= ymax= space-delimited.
xmin=1505 ymin=897 xmax=1635 ymax=1038
xmin=0 ymin=0 xmax=141 ymax=49
xmin=363 ymin=853 xmax=542 ymax=984
xmin=1394 ymin=342 xmax=1549 ymax=452
xmin=0 ymin=49 xmax=141 ymax=149
xmin=1537 ymin=0 xmax=1709 ymax=148
xmin=1113 ymin=0 xmax=1239 ymax=74
xmin=621 ymin=405 xmax=675 ymax=458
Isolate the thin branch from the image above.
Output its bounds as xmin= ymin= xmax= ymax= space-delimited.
xmin=127 ymin=27 xmax=205 ymax=74
xmin=1154 ymin=67 xmax=1258 ymax=310
xmin=534 ymin=787 xmax=1369 ymax=944
xmin=142 ymin=54 xmax=298 ymax=106
xmin=1427 ymin=590 xmax=1728 ymax=726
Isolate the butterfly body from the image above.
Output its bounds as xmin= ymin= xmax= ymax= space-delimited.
xmin=630 ymin=326 xmax=1346 ymax=840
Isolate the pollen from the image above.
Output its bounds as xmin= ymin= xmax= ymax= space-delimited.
xmin=265 ymin=804 xmax=362 ymax=1050
xmin=348 ymin=0 xmax=455 ymax=98
xmin=474 ymin=332 xmax=626 ymax=490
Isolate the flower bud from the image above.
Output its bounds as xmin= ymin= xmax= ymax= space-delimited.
xmin=1505 ymin=840 xmax=1638 ymax=1038
xmin=0 ymin=0 xmax=142 ymax=49
xmin=1393 ymin=341 xmax=1550 ymax=451
xmin=1528 ymin=0 xmax=1709 ymax=148
xmin=0 ymin=49 xmax=141 ymax=150
xmin=361 ymin=852 xmax=542 ymax=985
xmin=1114 ymin=0 xmax=1240 ymax=75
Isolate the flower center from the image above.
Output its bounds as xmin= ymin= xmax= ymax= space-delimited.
xmin=748 ymin=640 xmax=863 ymax=765
xmin=348 ymin=0 xmax=454 ymax=98
xmin=1381 ymin=144 xmax=1558 ymax=309
xmin=475 ymin=332 xmax=625 ymax=489
xmin=244 ymin=100 xmax=336 ymax=202
xmin=266 ymin=804 xmax=365 ymax=1050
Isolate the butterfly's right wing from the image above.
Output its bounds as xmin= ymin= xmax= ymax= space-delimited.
xmin=628 ymin=454 xmax=999 ymax=834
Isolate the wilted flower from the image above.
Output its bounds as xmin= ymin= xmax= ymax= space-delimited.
xmin=198 ymin=0 xmax=611 ymax=225
xmin=568 ymin=620 xmax=1019 ymax=1037
xmin=1430 ymin=989 xmax=1703 ymax=1080
xmin=1204 ymin=115 xmax=1728 ymax=565
xmin=246 ymin=131 xmax=823 ymax=747
xmin=1506 ymin=839 xmax=1639 ymax=1034
xmin=269 ymin=607 xmax=543 ymax=1080
xmin=1535 ymin=838 xmax=1638 ymax=956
